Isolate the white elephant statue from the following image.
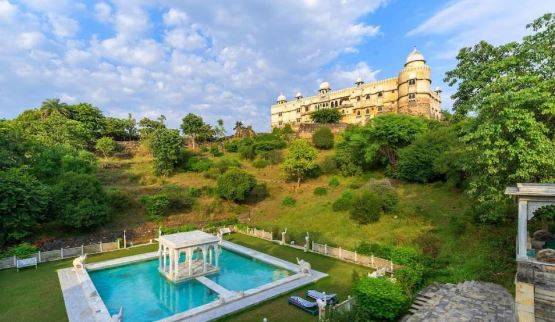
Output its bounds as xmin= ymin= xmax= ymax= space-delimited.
xmin=73 ymin=254 xmax=87 ymax=270
xmin=368 ymin=267 xmax=386 ymax=278
xmin=110 ymin=307 xmax=123 ymax=322
xmin=296 ymin=257 xmax=312 ymax=275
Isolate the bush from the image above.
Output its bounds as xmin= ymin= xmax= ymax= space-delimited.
xmin=350 ymin=191 xmax=382 ymax=224
xmin=149 ymin=128 xmax=183 ymax=176
xmin=248 ymin=183 xmax=269 ymax=202
xmin=353 ymin=277 xmax=409 ymax=321
xmin=328 ymin=177 xmax=340 ymax=187
xmin=216 ymin=169 xmax=257 ymax=202
xmin=311 ymin=108 xmax=342 ymax=123
xmin=203 ymin=167 xmax=222 ymax=179
xmin=356 ymin=242 xmax=421 ymax=266
xmin=319 ymin=155 xmax=338 ymax=174
xmin=95 ymin=137 xmax=117 ymax=158
xmin=160 ymin=185 xmax=195 ymax=211
xmin=313 ymin=187 xmax=328 ymax=196
xmin=107 ymin=188 xmax=132 ymax=211
xmin=312 ymin=127 xmax=334 ymax=149
xmin=252 ymin=158 xmax=269 ymax=168
xmin=52 ymin=172 xmax=110 ymax=230
xmin=140 ymin=194 xmax=171 ymax=219
xmin=332 ymin=190 xmax=354 ymax=211
xmin=214 ymin=157 xmax=241 ymax=173
xmin=186 ymin=156 xmax=213 ymax=172
xmin=209 ymin=145 xmax=223 ymax=157
xmin=365 ymin=183 xmax=399 ymax=212
xmin=2 ymin=243 xmax=38 ymax=259
xmin=395 ymin=265 xmax=425 ymax=296
xmin=260 ymin=150 xmax=282 ymax=164
xmin=238 ymin=144 xmax=256 ymax=160
xmin=282 ymin=196 xmax=296 ymax=207
xmin=224 ymin=139 xmax=240 ymax=152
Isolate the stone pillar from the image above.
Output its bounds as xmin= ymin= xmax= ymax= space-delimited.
xmin=163 ymin=246 xmax=167 ymax=272
xmin=169 ymin=249 xmax=174 ymax=276
xmin=202 ymin=246 xmax=207 ymax=273
xmin=188 ymin=249 xmax=193 ymax=276
xmin=158 ymin=243 xmax=163 ymax=269
xmin=209 ymin=247 xmax=213 ymax=266
xmin=518 ymin=200 xmax=528 ymax=259
xmin=515 ymin=281 xmax=535 ymax=322
xmin=215 ymin=245 xmax=220 ymax=267
xmin=174 ymin=250 xmax=179 ymax=276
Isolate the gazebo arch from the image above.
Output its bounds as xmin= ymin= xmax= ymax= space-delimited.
xmin=158 ymin=230 xmax=221 ymax=283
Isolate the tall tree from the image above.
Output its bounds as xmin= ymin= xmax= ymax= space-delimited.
xmin=149 ymin=128 xmax=183 ymax=176
xmin=311 ymin=108 xmax=342 ymax=124
xmin=445 ymin=13 xmax=555 ymax=223
xmin=180 ymin=113 xmax=213 ymax=149
xmin=282 ymin=139 xmax=318 ymax=189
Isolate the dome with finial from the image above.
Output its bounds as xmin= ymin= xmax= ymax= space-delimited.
xmin=355 ymin=76 xmax=363 ymax=85
xmin=405 ymin=47 xmax=425 ymax=65
xmin=295 ymin=92 xmax=303 ymax=99
xmin=276 ymin=93 xmax=286 ymax=102
xmin=319 ymin=81 xmax=330 ymax=90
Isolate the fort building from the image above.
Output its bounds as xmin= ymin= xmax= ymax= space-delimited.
xmin=270 ymin=48 xmax=442 ymax=129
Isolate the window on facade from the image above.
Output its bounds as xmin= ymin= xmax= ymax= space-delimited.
xmin=365 ymin=108 xmax=369 ymax=114
xmin=342 ymin=110 xmax=345 ymax=114
xmin=278 ymin=112 xmax=282 ymax=117
xmin=366 ymin=94 xmax=370 ymax=99
xmin=305 ymin=107 xmax=309 ymax=112
xmin=378 ymin=107 xmax=382 ymax=111
xmin=357 ymin=96 xmax=360 ymax=101
xmin=378 ymin=92 xmax=383 ymax=97
xmin=297 ymin=108 xmax=301 ymax=113
xmin=409 ymin=93 xmax=416 ymax=100
xmin=297 ymin=118 xmax=301 ymax=122
xmin=356 ymin=110 xmax=360 ymax=116
xmin=408 ymin=79 xmax=416 ymax=85
xmin=278 ymin=121 xmax=283 ymax=125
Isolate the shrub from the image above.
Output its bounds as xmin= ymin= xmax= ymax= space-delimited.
xmin=395 ymin=265 xmax=425 ymax=296
xmin=140 ymin=194 xmax=171 ymax=219
xmin=365 ymin=183 xmax=399 ymax=212
xmin=260 ymin=150 xmax=282 ymax=164
xmin=332 ymin=190 xmax=354 ymax=211
xmin=216 ymin=169 xmax=257 ymax=202
xmin=95 ymin=137 xmax=117 ymax=158
xmin=209 ymin=145 xmax=223 ymax=157
xmin=3 ymin=243 xmax=38 ymax=259
xmin=252 ymin=158 xmax=269 ymax=169
xmin=328 ymin=177 xmax=340 ymax=187
xmin=353 ymin=277 xmax=409 ymax=321
xmin=350 ymin=191 xmax=382 ymax=224
xmin=186 ymin=156 xmax=213 ymax=172
xmin=160 ymin=185 xmax=195 ymax=211
xmin=149 ymin=128 xmax=183 ymax=176
xmin=319 ymin=155 xmax=338 ymax=174
xmin=282 ymin=196 xmax=296 ymax=207
xmin=313 ymin=187 xmax=328 ymax=196
xmin=238 ymin=144 xmax=256 ymax=160
xmin=214 ymin=157 xmax=241 ymax=173
xmin=312 ymin=127 xmax=334 ymax=149
xmin=248 ymin=183 xmax=269 ymax=202
xmin=224 ymin=139 xmax=240 ymax=152
xmin=107 ymin=188 xmax=132 ymax=211
xmin=356 ymin=242 xmax=421 ymax=266
xmin=311 ymin=108 xmax=342 ymax=123
xmin=203 ymin=167 xmax=222 ymax=179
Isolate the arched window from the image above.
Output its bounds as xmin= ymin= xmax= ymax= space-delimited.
xmin=365 ymin=108 xmax=369 ymax=114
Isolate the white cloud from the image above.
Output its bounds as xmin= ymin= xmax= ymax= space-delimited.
xmin=163 ymin=8 xmax=188 ymax=26
xmin=0 ymin=0 xmax=17 ymax=21
xmin=48 ymin=14 xmax=79 ymax=37
xmin=18 ymin=31 xmax=44 ymax=49
xmin=328 ymin=62 xmax=380 ymax=89
xmin=94 ymin=2 xmax=112 ymax=23
xmin=164 ymin=26 xmax=207 ymax=51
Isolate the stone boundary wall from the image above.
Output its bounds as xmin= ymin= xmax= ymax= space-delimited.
xmin=296 ymin=123 xmax=349 ymax=140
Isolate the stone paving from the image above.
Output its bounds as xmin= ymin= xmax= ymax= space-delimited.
xmin=405 ymin=281 xmax=516 ymax=322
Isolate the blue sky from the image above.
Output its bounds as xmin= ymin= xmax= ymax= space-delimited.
xmin=0 ymin=0 xmax=553 ymax=131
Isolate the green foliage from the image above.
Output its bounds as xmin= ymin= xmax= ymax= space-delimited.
xmin=252 ymin=158 xmax=269 ymax=168
xmin=0 ymin=169 xmax=49 ymax=245
xmin=209 ymin=145 xmax=223 ymax=157
xmin=95 ymin=137 xmax=117 ymax=158
xmin=103 ymin=114 xmax=138 ymax=141
xmin=319 ymin=155 xmax=338 ymax=174
xmin=238 ymin=144 xmax=256 ymax=160
xmin=313 ymin=187 xmax=328 ymax=196
xmin=310 ymin=108 xmax=342 ymax=123
xmin=259 ymin=150 xmax=282 ymax=165
xmin=353 ymin=277 xmax=409 ymax=321
xmin=159 ymin=185 xmax=195 ymax=211
xmin=350 ymin=191 xmax=382 ymax=224
xmin=328 ymin=177 xmax=340 ymax=187
xmin=312 ymin=127 xmax=334 ymax=149
xmin=395 ymin=265 xmax=425 ymax=296
xmin=160 ymin=224 xmax=196 ymax=235
xmin=248 ymin=183 xmax=269 ymax=203
xmin=332 ymin=190 xmax=354 ymax=212
xmin=106 ymin=188 xmax=132 ymax=212
xmin=364 ymin=183 xmax=399 ymax=212
xmin=2 ymin=243 xmax=38 ymax=259
xmin=444 ymin=14 xmax=555 ymax=223
xmin=282 ymin=196 xmax=296 ymax=207
xmin=335 ymin=115 xmax=426 ymax=175
xmin=52 ymin=172 xmax=110 ymax=230
xmin=282 ymin=139 xmax=318 ymax=187
xmin=138 ymin=117 xmax=165 ymax=139
xmin=149 ymin=128 xmax=183 ymax=176
xmin=224 ymin=139 xmax=240 ymax=152
xmin=186 ymin=156 xmax=213 ymax=172
xmin=216 ymin=169 xmax=257 ymax=202
xmin=214 ymin=157 xmax=241 ymax=173
xmin=180 ymin=113 xmax=214 ymax=148
xmin=140 ymin=194 xmax=171 ymax=220
xmin=356 ymin=242 xmax=421 ymax=266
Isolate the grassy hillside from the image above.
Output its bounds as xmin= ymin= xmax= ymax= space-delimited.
xmin=94 ymin=146 xmax=516 ymax=290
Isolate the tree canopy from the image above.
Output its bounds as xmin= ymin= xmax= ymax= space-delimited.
xmin=282 ymin=139 xmax=318 ymax=188
xmin=310 ymin=108 xmax=342 ymax=124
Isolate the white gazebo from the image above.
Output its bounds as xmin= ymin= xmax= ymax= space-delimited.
xmin=158 ymin=230 xmax=221 ymax=283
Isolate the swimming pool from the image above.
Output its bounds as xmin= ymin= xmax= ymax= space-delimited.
xmin=89 ymin=248 xmax=291 ymax=322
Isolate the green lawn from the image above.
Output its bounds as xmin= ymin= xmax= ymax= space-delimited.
xmin=0 ymin=235 xmax=370 ymax=322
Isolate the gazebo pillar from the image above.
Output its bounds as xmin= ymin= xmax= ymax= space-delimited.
xmin=187 ymin=248 xmax=193 ymax=276
xmin=162 ymin=246 xmax=167 ymax=272
xmin=202 ymin=246 xmax=207 ymax=273
xmin=517 ymin=199 xmax=528 ymax=259
xmin=209 ymin=247 xmax=213 ymax=266
xmin=168 ymin=249 xmax=174 ymax=276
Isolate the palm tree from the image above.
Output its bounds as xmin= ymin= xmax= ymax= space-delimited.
xmin=39 ymin=98 xmax=70 ymax=119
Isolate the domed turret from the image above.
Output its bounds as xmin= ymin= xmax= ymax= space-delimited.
xmin=405 ymin=47 xmax=426 ymax=67
xmin=319 ymin=81 xmax=331 ymax=94
xmin=355 ymin=76 xmax=364 ymax=86
xmin=295 ymin=92 xmax=303 ymax=99
xmin=276 ymin=93 xmax=287 ymax=103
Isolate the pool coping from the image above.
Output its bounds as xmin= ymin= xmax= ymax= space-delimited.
xmin=57 ymin=240 xmax=327 ymax=322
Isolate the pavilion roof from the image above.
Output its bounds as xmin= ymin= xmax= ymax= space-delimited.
xmin=505 ymin=183 xmax=555 ymax=197
xmin=159 ymin=230 xmax=220 ymax=249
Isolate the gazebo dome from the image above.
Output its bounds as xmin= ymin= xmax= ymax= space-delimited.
xmin=295 ymin=92 xmax=303 ymax=99
xmin=276 ymin=93 xmax=286 ymax=102
xmin=355 ymin=76 xmax=363 ymax=83
xmin=319 ymin=81 xmax=330 ymax=90
xmin=405 ymin=48 xmax=425 ymax=65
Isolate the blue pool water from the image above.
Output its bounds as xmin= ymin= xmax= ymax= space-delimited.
xmin=89 ymin=249 xmax=291 ymax=322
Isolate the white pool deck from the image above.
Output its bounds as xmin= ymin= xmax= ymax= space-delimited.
xmin=57 ymin=240 xmax=327 ymax=322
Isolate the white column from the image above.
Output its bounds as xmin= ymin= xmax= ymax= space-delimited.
xmin=174 ymin=250 xmax=179 ymax=276
xmin=163 ymin=246 xmax=167 ymax=272
xmin=209 ymin=247 xmax=213 ymax=266
xmin=188 ymin=248 xmax=193 ymax=276
xmin=202 ymin=246 xmax=207 ymax=272
xmin=169 ymin=249 xmax=174 ymax=276
xmin=158 ymin=243 xmax=163 ymax=269
xmin=517 ymin=199 xmax=529 ymax=259
xmin=215 ymin=245 xmax=220 ymax=267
